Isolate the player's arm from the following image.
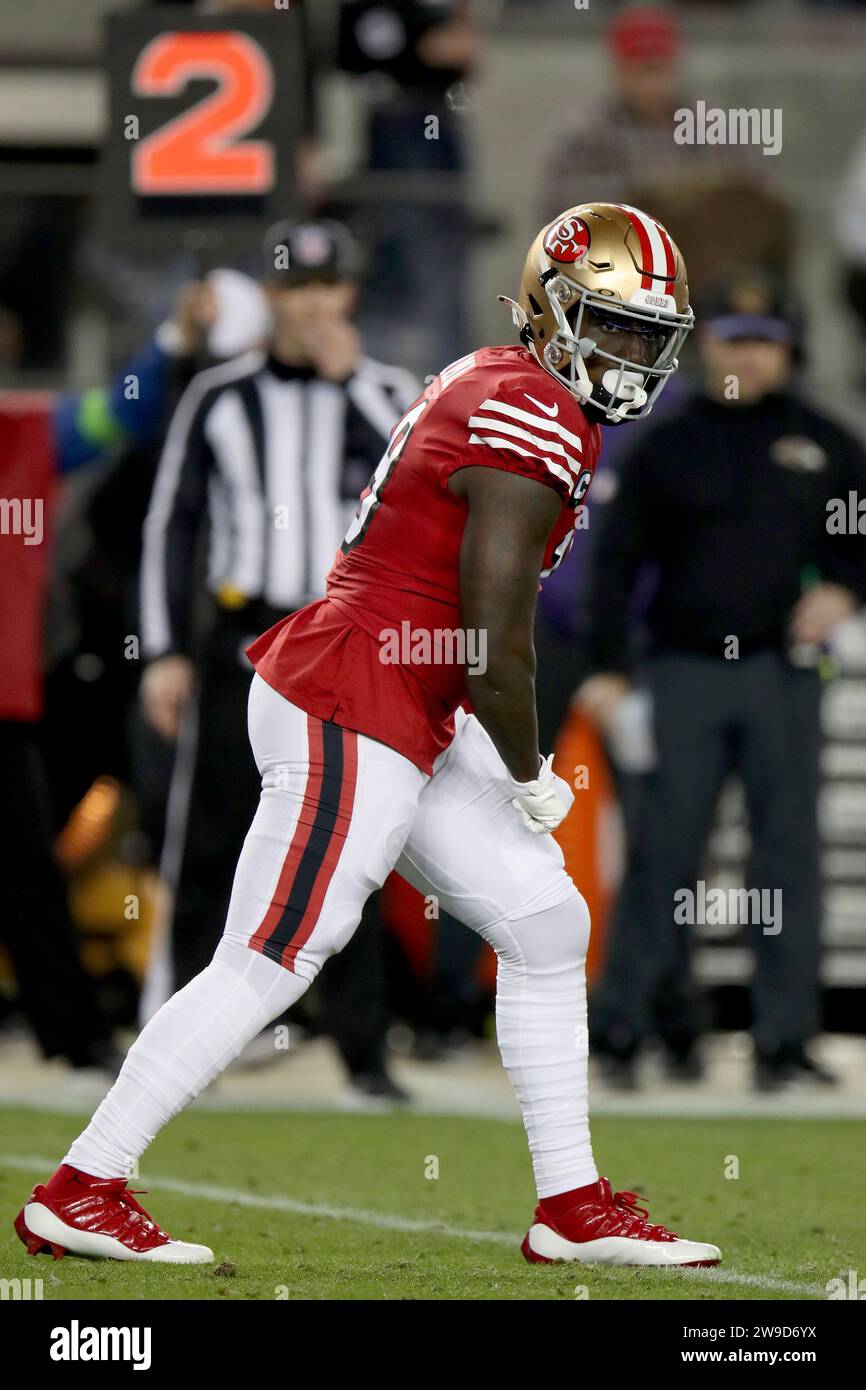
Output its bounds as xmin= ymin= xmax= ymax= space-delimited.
xmin=794 ymin=432 xmax=866 ymax=644
xmin=54 ymin=281 xmax=215 ymax=474
xmin=451 ymin=464 xmax=559 ymax=782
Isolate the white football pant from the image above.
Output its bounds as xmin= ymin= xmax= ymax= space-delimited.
xmin=66 ymin=674 xmax=596 ymax=1199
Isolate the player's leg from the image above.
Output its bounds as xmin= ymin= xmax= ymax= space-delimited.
xmin=738 ymin=653 xmax=825 ymax=1077
xmin=593 ymin=655 xmax=731 ymax=1076
xmin=141 ymin=646 xmax=261 ymax=1023
xmin=398 ymin=711 xmax=594 ymax=1194
xmin=16 ymin=674 xmax=425 ymax=1262
xmin=396 ymin=710 xmax=720 ymax=1267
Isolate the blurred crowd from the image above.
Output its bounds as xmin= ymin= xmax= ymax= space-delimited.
xmin=3 ymin=1 xmax=866 ymax=1102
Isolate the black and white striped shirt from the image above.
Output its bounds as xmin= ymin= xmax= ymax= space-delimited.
xmin=141 ymin=350 xmax=419 ymax=658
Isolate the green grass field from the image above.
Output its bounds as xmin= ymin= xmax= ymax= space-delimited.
xmin=1 ymin=1107 xmax=862 ymax=1301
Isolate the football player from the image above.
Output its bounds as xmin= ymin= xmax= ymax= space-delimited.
xmin=15 ymin=204 xmax=720 ymax=1268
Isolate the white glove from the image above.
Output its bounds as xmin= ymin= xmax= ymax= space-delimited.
xmin=509 ymin=754 xmax=574 ymax=834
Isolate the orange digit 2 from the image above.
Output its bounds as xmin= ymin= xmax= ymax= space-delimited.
xmin=132 ymin=31 xmax=274 ymax=195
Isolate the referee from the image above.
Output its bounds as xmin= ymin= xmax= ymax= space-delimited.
xmin=139 ymin=219 xmax=419 ymax=1100
xmin=580 ymin=270 xmax=866 ymax=1091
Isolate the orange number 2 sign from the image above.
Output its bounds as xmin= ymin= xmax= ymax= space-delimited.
xmin=131 ymin=31 xmax=275 ymax=196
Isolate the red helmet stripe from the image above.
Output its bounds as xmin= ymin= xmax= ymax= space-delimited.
xmin=623 ymin=205 xmax=677 ymax=293
xmin=623 ymin=208 xmax=654 ymax=288
xmin=656 ymin=222 xmax=676 ymax=295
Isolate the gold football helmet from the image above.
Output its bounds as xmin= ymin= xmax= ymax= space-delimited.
xmin=501 ymin=202 xmax=693 ymax=422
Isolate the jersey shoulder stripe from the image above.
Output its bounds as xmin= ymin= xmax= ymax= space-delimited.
xmin=467 ymin=411 xmax=581 ymax=474
xmin=474 ymin=397 xmax=586 ymax=455
xmin=439 ymin=351 xmax=478 ymax=388
xmin=466 ymin=432 xmax=574 ymax=491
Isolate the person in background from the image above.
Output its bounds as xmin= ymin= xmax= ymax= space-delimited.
xmin=0 ymin=284 xmax=217 ymax=1072
xmin=336 ymin=0 xmax=478 ymax=375
xmin=539 ymin=4 xmax=792 ymax=305
xmin=580 ymin=269 xmax=866 ymax=1091
xmin=43 ymin=277 xmax=266 ymax=830
xmin=139 ymin=218 xmax=419 ymax=1103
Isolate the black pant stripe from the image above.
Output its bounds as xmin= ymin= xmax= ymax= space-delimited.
xmin=263 ymin=720 xmax=345 ymax=958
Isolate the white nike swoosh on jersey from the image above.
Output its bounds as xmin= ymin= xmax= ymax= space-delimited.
xmin=523 ymin=393 xmax=558 ymax=417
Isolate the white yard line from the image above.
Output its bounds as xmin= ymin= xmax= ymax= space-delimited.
xmin=2 ymin=1087 xmax=864 ymax=1121
xmin=1 ymin=1152 xmax=827 ymax=1297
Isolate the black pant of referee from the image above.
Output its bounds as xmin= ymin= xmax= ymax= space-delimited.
xmin=152 ymin=602 xmax=393 ymax=1086
xmin=592 ymin=647 xmax=823 ymax=1068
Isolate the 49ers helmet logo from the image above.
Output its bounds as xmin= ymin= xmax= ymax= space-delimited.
xmin=543 ymin=217 xmax=590 ymax=264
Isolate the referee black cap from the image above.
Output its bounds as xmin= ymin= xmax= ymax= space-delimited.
xmin=262 ymin=218 xmax=363 ymax=287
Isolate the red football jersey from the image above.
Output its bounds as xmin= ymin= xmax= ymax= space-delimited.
xmin=247 ymin=345 xmax=601 ymax=772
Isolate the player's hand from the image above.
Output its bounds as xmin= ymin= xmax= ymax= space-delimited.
xmin=416 ymin=14 xmax=478 ymax=72
xmin=576 ymin=673 xmax=631 ymax=735
xmin=140 ymin=655 xmax=195 ymax=742
xmin=304 ymin=319 xmax=362 ymax=382
xmin=509 ymin=754 xmax=574 ymax=834
xmin=171 ymin=281 xmax=217 ymax=356
xmin=789 ymin=583 xmax=859 ymax=646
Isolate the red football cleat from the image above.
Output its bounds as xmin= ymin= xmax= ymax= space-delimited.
xmin=521 ymin=1177 xmax=721 ymax=1267
xmin=14 ymin=1164 xmax=213 ymax=1264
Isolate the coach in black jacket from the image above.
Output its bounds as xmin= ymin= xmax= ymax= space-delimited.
xmin=138 ymin=220 xmax=419 ymax=1101
xmin=580 ymin=270 xmax=866 ymax=1091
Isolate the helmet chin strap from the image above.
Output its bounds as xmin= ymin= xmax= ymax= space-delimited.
xmin=571 ymin=333 xmax=650 ymax=421
xmin=555 ymin=335 xmax=594 ymax=406
xmin=549 ymin=333 xmax=649 ymax=423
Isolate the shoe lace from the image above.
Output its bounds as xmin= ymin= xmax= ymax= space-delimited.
xmin=611 ymin=1188 xmax=677 ymax=1240
xmin=115 ymin=1188 xmax=168 ymax=1239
